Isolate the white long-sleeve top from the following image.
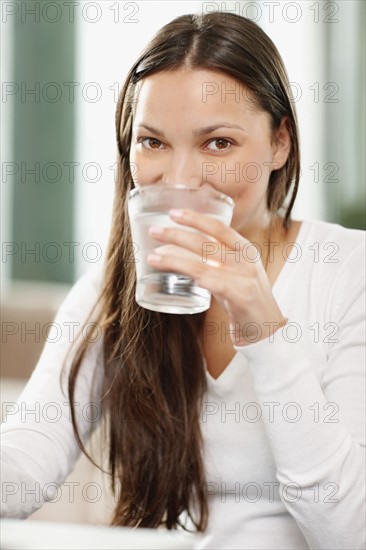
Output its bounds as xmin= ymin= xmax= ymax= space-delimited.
xmin=1 ymin=218 xmax=365 ymax=549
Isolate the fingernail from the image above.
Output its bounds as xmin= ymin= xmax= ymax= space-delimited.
xmin=169 ymin=209 xmax=184 ymax=218
xmin=147 ymin=253 xmax=161 ymax=263
xmin=149 ymin=225 xmax=164 ymax=235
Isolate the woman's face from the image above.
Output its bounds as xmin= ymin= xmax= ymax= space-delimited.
xmin=129 ymin=68 xmax=290 ymax=234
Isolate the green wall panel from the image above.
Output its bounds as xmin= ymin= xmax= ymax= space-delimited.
xmin=11 ymin=1 xmax=76 ymax=283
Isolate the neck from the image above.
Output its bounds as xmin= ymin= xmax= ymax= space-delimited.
xmin=235 ymin=213 xmax=285 ymax=270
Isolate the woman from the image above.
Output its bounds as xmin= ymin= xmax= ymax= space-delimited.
xmin=1 ymin=12 xmax=365 ymax=550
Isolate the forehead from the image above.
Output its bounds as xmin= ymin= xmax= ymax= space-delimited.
xmin=132 ymin=68 xmax=261 ymax=121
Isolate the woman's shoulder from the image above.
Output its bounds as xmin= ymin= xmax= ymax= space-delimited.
xmin=54 ymin=262 xmax=105 ymax=324
xmin=297 ymin=219 xmax=365 ymax=312
xmin=77 ymin=262 xmax=105 ymax=292
xmin=299 ymin=218 xmax=365 ymax=265
xmin=301 ymin=217 xmax=364 ymax=243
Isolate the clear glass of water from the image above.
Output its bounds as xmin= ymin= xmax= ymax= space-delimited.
xmin=128 ymin=183 xmax=234 ymax=314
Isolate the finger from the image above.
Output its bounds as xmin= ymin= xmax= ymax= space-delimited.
xmin=193 ymin=269 xmax=255 ymax=305
xmin=149 ymin=216 xmax=255 ymax=269
xmin=151 ymin=249 xmax=252 ymax=304
xmin=168 ymin=209 xmax=250 ymax=249
xmin=153 ymin=243 xmax=206 ymax=263
xmin=149 ymin=226 xmax=220 ymax=262
xmin=147 ymin=248 xmax=222 ymax=280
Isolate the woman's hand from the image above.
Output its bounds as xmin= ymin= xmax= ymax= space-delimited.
xmin=147 ymin=208 xmax=287 ymax=346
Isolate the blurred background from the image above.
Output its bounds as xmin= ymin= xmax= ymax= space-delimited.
xmin=1 ymin=0 xmax=365 ymax=524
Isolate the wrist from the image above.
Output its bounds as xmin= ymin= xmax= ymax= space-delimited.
xmin=230 ymin=317 xmax=289 ymax=347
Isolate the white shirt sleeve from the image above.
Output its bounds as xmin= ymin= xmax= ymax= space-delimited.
xmin=0 ymin=266 xmax=104 ymax=519
xmin=233 ymin=240 xmax=366 ymax=550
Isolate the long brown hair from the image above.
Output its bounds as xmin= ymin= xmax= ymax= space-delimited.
xmin=66 ymin=12 xmax=300 ymax=532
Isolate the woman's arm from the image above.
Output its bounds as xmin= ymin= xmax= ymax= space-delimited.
xmin=234 ymin=241 xmax=366 ymax=550
xmin=0 ymin=265 xmax=104 ymax=519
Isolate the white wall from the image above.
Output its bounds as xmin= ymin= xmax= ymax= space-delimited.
xmin=74 ymin=1 xmax=205 ymax=278
xmin=255 ymin=0 xmax=327 ymax=221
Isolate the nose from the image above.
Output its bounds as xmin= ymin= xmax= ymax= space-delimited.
xmin=160 ymin=152 xmax=202 ymax=188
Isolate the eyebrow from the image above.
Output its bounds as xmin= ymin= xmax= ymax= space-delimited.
xmin=134 ymin=123 xmax=246 ymax=138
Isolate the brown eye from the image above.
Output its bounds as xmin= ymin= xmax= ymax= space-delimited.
xmin=215 ymin=139 xmax=229 ymax=149
xmin=137 ymin=137 xmax=164 ymax=150
xmin=148 ymin=138 xmax=162 ymax=149
xmin=205 ymin=138 xmax=233 ymax=151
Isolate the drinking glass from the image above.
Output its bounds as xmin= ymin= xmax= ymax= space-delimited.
xmin=128 ymin=184 xmax=234 ymax=314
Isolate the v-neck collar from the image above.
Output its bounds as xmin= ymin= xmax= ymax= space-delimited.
xmin=204 ymin=351 xmax=246 ymax=393
xmin=271 ymin=218 xmax=308 ymax=295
